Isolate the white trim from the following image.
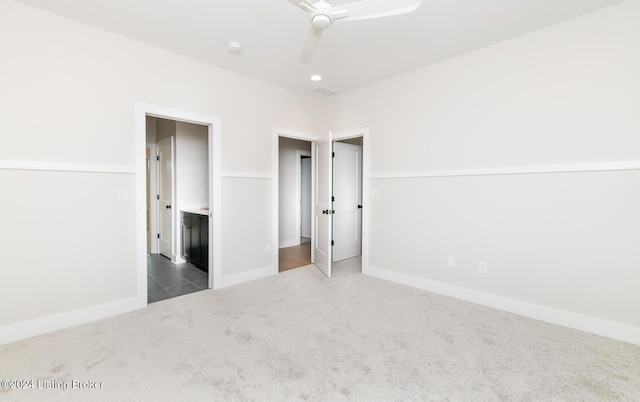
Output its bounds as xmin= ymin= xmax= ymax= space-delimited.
xmin=366 ymin=265 xmax=640 ymax=346
xmin=0 ymin=297 xmax=143 ymax=346
xmin=274 ymin=127 xmax=321 ymax=142
xmin=332 ymin=128 xmax=368 ymax=142
xmin=370 ymin=160 xmax=640 ymax=180
xmin=273 ymin=128 xmax=319 ymax=276
xmin=0 ymin=160 xmax=136 ymax=174
xmin=218 ymin=265 xmax=274 ymax=289
xmin=279 ymin=239 xmax=300 ymax=249
xmin=135 ymin=106 xmax=150 ymax=308
xmin=221 ymin=171 xmax=273 ymax=179
xmin=208 ymin=119 xmax=222 ymax=290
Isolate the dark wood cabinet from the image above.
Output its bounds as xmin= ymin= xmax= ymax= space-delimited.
xmin=181 ymin=212 xmax=209 ymax=272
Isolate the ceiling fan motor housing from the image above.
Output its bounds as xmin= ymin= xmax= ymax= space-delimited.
xmin=312 ymin=13 xmax=332 ymax=29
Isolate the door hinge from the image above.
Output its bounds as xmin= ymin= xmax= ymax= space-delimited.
xmin=157 ymin=234 xmax=160 ymax=239
xmin=331 ymin=196 xmax=335 ymax=202
xmin=331 ymin=240 xmax=334 ymax=246
xmin=156 ymin=155 xmax=159 ymax=161
xmin=156 ymin=194 xmax=160 ymax=200
xmin=332 ymin=152 xmax=335 ymax=158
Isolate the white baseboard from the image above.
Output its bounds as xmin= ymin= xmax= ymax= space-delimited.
xmin=218 ymin=265 xmax=276 ymax=289
xmin=279 ymin=239 xmax=300 ymax=249
xmin=0 ymin=296 xmax=146 ymax=346
xmin=366 ymin=265 xmax=640 ymax=346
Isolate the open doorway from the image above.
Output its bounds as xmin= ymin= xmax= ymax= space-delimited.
xmin=272 ymin=127 xmax=369 ymax=278
xmin=312 ymin=130 xmax=369 ymax=278
xmin=146 ymin=117 xmax=210 ymax=302
xmin=278 ymin=137 xmax=313 ymax=272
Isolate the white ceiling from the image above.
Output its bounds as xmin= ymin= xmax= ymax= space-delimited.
xmin=16 ymin=0 xmax=627 ymax=96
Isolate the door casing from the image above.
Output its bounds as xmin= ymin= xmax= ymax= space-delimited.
xmin=136 ymin=103 xmax=222 ymax=308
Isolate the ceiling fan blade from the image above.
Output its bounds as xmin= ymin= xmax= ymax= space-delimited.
xmin=288 ymin=0 xmax=317 ymax=13
xmin=336 ymin=0 xmax=422 ymax=21
xmin=300 ymin=26 xmax=324 ymax=64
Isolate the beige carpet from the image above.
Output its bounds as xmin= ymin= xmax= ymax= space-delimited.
xmin=1 ymin=258 xmax=639 ymax=401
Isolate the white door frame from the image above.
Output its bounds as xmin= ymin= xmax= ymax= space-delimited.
xmin=272 ymin=128 xmax=319 ymax=274
xmin=136 ymin=103 xmax=222 ymax=305
xmin=271 ymin=127 xmax=370 ymax=275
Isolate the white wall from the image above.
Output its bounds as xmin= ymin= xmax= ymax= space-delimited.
xmin=175 ymin=121 xmax=208 ymax=211
xmin=278 ymin=137 xmax=311 ymax=248
xmin=0 ymin=170 xmax=137 ymax=324
xmin=150 ymin=118 xmax=209 ymax=212
xmin=173 ymin=120 xmax=209 ymax=262
xmin=0 ymin=0 xmax=322 ymax=343
xmin=145 ymin=116 xmax=157 ymax=144
xmin=326 ymin=1 xmax=640 ymax=343
xmin=156 ymin=118 xmax=176 ymax=143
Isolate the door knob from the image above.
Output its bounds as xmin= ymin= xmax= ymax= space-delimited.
xmin=357 ymin=205 xmax=363 ymax=209
xmin=166 ymin=205 xmax=172 ymax=209
xmin=322 ymin=209 xmax=328 ymax=214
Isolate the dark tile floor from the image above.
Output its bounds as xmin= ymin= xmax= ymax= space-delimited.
xmin=147 ymin=254 xmax=209 ymax=303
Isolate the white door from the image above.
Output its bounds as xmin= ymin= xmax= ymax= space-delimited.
xmin=314 ymin=132 xmax=333 ymax=277
xmin=332 ymin=142 xmax=363 ymax=262
xmin=300 ymin=156 xmax=312 ymax=239
xmin=157 ymin=138 xmax=174 ymax=259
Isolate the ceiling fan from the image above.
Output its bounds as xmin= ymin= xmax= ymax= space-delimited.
xmin=288 ymin=0 xmax=423 ymax=63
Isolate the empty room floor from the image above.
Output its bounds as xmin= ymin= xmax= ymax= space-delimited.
xmin=1 ymin=257 xmax=639 ymax=401
xmin=147 ymin=254 xmax=208 ymax=303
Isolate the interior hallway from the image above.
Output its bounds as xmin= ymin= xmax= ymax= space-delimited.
xmin=279 ymin=237 xmax=311 ymax=272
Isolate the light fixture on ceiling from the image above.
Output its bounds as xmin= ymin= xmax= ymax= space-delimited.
xmin=310 ymin=74 xmax=323 ymax=82
xmin=288 ymin=0 xmax=423 ymax=63
xmin=227 ymin=41 xmax=243 ymax=54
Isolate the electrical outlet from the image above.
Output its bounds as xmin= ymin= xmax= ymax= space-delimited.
xmin=448 ymin=256 xmax=455 ymax=268
xmin=478 ymin=261 xmax=488 ymax=274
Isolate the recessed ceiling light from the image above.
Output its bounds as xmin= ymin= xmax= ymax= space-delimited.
xmin=227 ymin=41 xmax=242 ymax=54
xmin=310 ymin=74 xmax=322 ymax=81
